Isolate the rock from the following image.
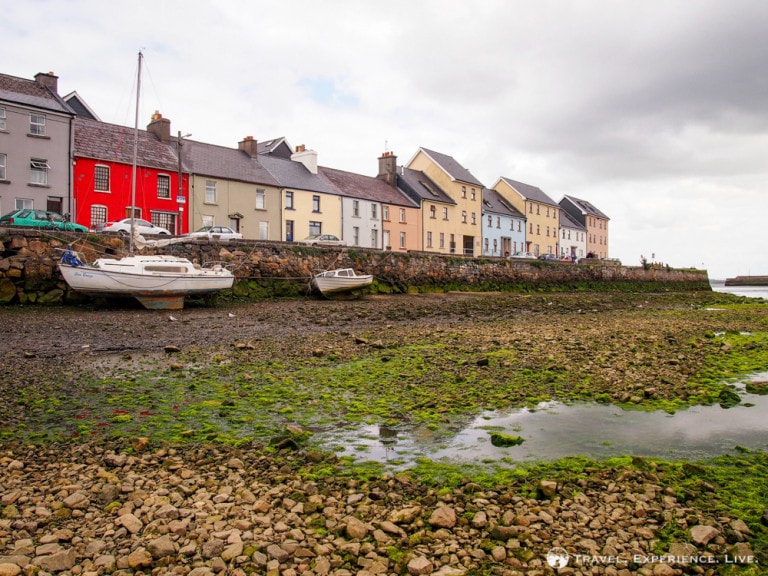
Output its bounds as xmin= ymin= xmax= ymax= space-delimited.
xmin=127 ymin=547 xmax=153 ymax=569
xmin=0 ymin=564 xmax=21 ymax=576
xmin=63 ymin=491 xmax=90 ymax=510
xmin=407 ymin=556 xmax=434 ymax=575
xmin=389 ymin=506 xmax=422 ymax=524
xmin=346 ymin=516 xmax=369 ymax=539
xmin=119 ymin=512 xmax=143 ymax=534
xmin=148 ymin=535 xmax=176 ymax=559
xmin=33 ymin=548 xmax=76 ymax=572
xmin=690 ymin=525 xmax=719 ymax=545
xmin=538 ymin=480 xmax=558 ymax=498
xmin=428 ymin=506 xmax=456 ymax=529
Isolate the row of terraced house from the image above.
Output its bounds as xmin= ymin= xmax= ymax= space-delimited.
xmin=0 ymin=69 xmax=610 ymax=260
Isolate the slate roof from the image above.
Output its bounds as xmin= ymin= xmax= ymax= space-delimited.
xmin=482 ymin=188 xmax=525 ymax=219
xmin=63 ymin=91 xmax=100 ymax=121
xmin=74 ymin=117 xmax=178 ymax=171
xmin=180 ymin=139 xmax=279 ymax=186
xmin=0 ymin=73 xmax=74 ymax=115
xmin=318 ymin=166 xmax=418 ymax=207
xmin=417 ymin=147 xmax=485 ymax=187
xmin=259 ymin=154 xmax=338 ymax=194
xmin=397 ymin=166 xmax=456 ymax=206
xmin=498 ymin=177 xmax=558 ymax=207
xmin=561 ymin=194 xmax=610 ymax=220
xmin=559 ymin=208 xmax=586 ymax=230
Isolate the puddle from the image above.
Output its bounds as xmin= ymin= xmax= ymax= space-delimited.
xmin=320 ymin=374 xmax=768 ymax=468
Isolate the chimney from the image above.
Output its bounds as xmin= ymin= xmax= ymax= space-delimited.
xmin=146 ymin=110 xmax=171 ymax=143
xmin=34 ymin=71 xmax=59 ymax=94
xmin=377 ymin=151 xmax=398 ymax=187
xmin=238 ymin=135 xmax=258 ymax=158
xmin=291 ymin=144 xmax=318 ymax=174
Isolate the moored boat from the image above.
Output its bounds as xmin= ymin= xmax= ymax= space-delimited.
xmin=724 ymin=275 xmax=768 ymax=286
xmin=310 ymin=268 xmax=373 ymax=298
xmin=58 ymin=249 xmax=234 ymax=310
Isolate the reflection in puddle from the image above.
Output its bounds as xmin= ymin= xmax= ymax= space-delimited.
xmin=321 ymin=374 xmax=768 ymax=468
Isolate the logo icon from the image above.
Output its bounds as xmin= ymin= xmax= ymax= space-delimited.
xmin=546 ymin=547 xmax=570 ymax=569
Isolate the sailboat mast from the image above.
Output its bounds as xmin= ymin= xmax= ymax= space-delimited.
xmin=129 ymin=51 xmax=142 ymax=255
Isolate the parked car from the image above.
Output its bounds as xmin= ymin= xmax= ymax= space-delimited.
xmin=93 ymin=218 xmax=171 ymax=236
xmin=185 ymin=225 xmax=242 ymax=241
xmin=538 ymin=253 xmax=559 ymax=261
xmin=0 ymin=209 xmax=88 ymax=232
xmin=297 ymin=234 xmax=346 ymax=247
xmin=509 ymin=251 xmax=536 ymax=260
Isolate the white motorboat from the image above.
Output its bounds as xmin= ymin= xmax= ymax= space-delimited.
xmin=310 ymin=268 xmax=373 ymax=298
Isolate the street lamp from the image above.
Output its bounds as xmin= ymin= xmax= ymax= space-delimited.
xmin=177 ymin=131 xmax=191 ymax=234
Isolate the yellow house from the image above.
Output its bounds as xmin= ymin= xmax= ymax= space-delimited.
xmin=181 ymin=137 xmax=282 ymax=239
xmin=260 ymin=145 xmax=342 ymax=242
xmin=406 ymin=148 xmax=485 ymax=256
xmin=493 ymin=177 xmax=560 ymax=257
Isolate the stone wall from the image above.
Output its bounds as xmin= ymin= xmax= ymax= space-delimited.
xmin=0 ymin=229 xmax=711 ymax=305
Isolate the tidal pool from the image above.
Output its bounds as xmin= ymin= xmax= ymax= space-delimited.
xmin=321 ymin=374 xmax=768 ymax=467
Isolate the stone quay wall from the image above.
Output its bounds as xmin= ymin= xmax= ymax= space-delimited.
xmin=0 ymin=228 xmax=711 ymax=305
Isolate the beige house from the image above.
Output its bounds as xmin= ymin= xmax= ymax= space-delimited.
xmin=406 ymin=148 xmax=484 ymax=256
xmin=493 ymin=177 xmax=560 ymax=257
xmin=180 ymin=136 xmax=281 ymax=239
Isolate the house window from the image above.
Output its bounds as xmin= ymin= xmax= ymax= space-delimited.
xmin=399 ymin=231 xmax=406 ymax=248
xmin=371 ymin=204 xmax=377 ymax=219
xmin=157 ymin=174 xmax=171 ymax=199
xmin=353 ymin=226 xmax=359 ymax=245
xmin=30 ymin=158 xmax=49 ymax=185
xmin=90 ymin=205 xmax=107 ymax=228
xmin=255 ymin=188 xmax=265 ymax=209
xmin=285 ymin=191 xmax=294 ymax=209
xmin=461 ymin=186 xmax=466 ymax=198
xmin=205 ymin=180 xmax=217 ymax=203
xmin=353 ymin=200 xmax=360 ymax=217
xmin=536 ymin=224 xmax=540 ymax=235
xmin=382 ymin=205 xmax=389 ymax=221
xmin=471 ymin=188 xmax=476 ymax=201
xmin=94 ymin=165 xmax=110 ymax=191
xmin=493 ymin=239 xmax=498 ymax=253
xmin=471 ymin=212 xmax=476 ymax=225
xmin=201 ymin=215 xmax=214 ymax=227
xmin=429 ymin=205 xmax=436 ymax=219
xmin=312 ymin=195 xmax=320 ymax=212
xmin=16 ymin=198 xmax=33 ymax=210
xmin=442 ymin=207 xmax=448 ymax=220
xmin=439 ymin=232 xmax=445 ymax=249
xmin=0 ymin=153 xmax=6 ymax=180
xmin=153 ymin=212 xmax=175 ymax=233
xmin=484 ymin=238 xmax=489 ymax=252
xmin=399 ymin=208 xmax=406 ymax=223
xmin=461 ymin=211 xmax=467 ymax=224
xmin=426 ymin=231 xmax=432 ymax=248
xmin=309 ymin=221 xmax=322 ymax=236
xmin=496 ymin=216 xmax=501 ymax=229
xmin=528 ymin=204 xmax=533 ymax=213
xmin=536 ymin=205 xmax=540 ymax=215
xmin=29 ymin=113 xmax=46 ymax=136
xmin=529 ymin=223 xmax=533 ymax=234
xmin=487 ymin=215 xmax=492 ymax=227
xmin=259 ymin=221 xmax=269 ymax=239
xmin=0 ymin=108 xmax=6 ymax=131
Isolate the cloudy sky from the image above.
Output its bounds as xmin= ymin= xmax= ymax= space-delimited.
xmin=6 ymin=0 xmax=767 ymax=279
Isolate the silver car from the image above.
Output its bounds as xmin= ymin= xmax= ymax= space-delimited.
xmin=298 ymin=234 xmax=346 ymax=247
xmin=93 ymin=218 xmax=171 ymax=236
xmin=185 ymin=225 xmax=242 ymax=241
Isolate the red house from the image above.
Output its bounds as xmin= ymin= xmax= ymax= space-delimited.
xmin=73 ymin=112 xmax=187 ymax=234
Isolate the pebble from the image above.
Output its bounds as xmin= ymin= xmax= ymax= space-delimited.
xmin=0 ymin=440 xmax=751 ymax=574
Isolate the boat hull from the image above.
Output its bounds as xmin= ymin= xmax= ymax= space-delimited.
xmin=58 ymin=255 xmax=234 ymax=310
xmin=310 ymin=269 xmax=373 ymax=297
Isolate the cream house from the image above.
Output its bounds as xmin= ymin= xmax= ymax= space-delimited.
xmin=180 ymin=137 xmax=281 ymax=239
xmin=406 ymin=148 xmax=484 ymax=256
xmin=493 ymin=177 xmax=560 ymax=257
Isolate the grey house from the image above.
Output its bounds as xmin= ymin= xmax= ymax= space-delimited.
xmin=0 ymin=71 xmax=75 ymax=218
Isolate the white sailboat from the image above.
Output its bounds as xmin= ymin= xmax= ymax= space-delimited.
xmin=58 ymin=52 xmax=234 ymax=310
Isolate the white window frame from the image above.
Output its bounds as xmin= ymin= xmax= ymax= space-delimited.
xmin=30 ymin=158 xmax=49 ymax=185
xmin=352 ymin=199 xmax=359 ymax=217
xmin=16 ymin=198 xmax=33 ymax=210
xmin=201 ymin=214 xmax=214 ymax=227
xmin=0 ymin=108 xmax=6 ymax=131
xmin=30 ymin=113 xmax=46 ymax=136
xmin=258 ymin=221 xmax=269 ymax=239
xmin=205 ymin=180 xmax=217 ymax=204
xmin=0 ymin=153 xmax=6 ymax=180
xmin=371 ymin=204 xmax=377 ymax=219
xmin=255 ymin=188 xmax=265 ymax=210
